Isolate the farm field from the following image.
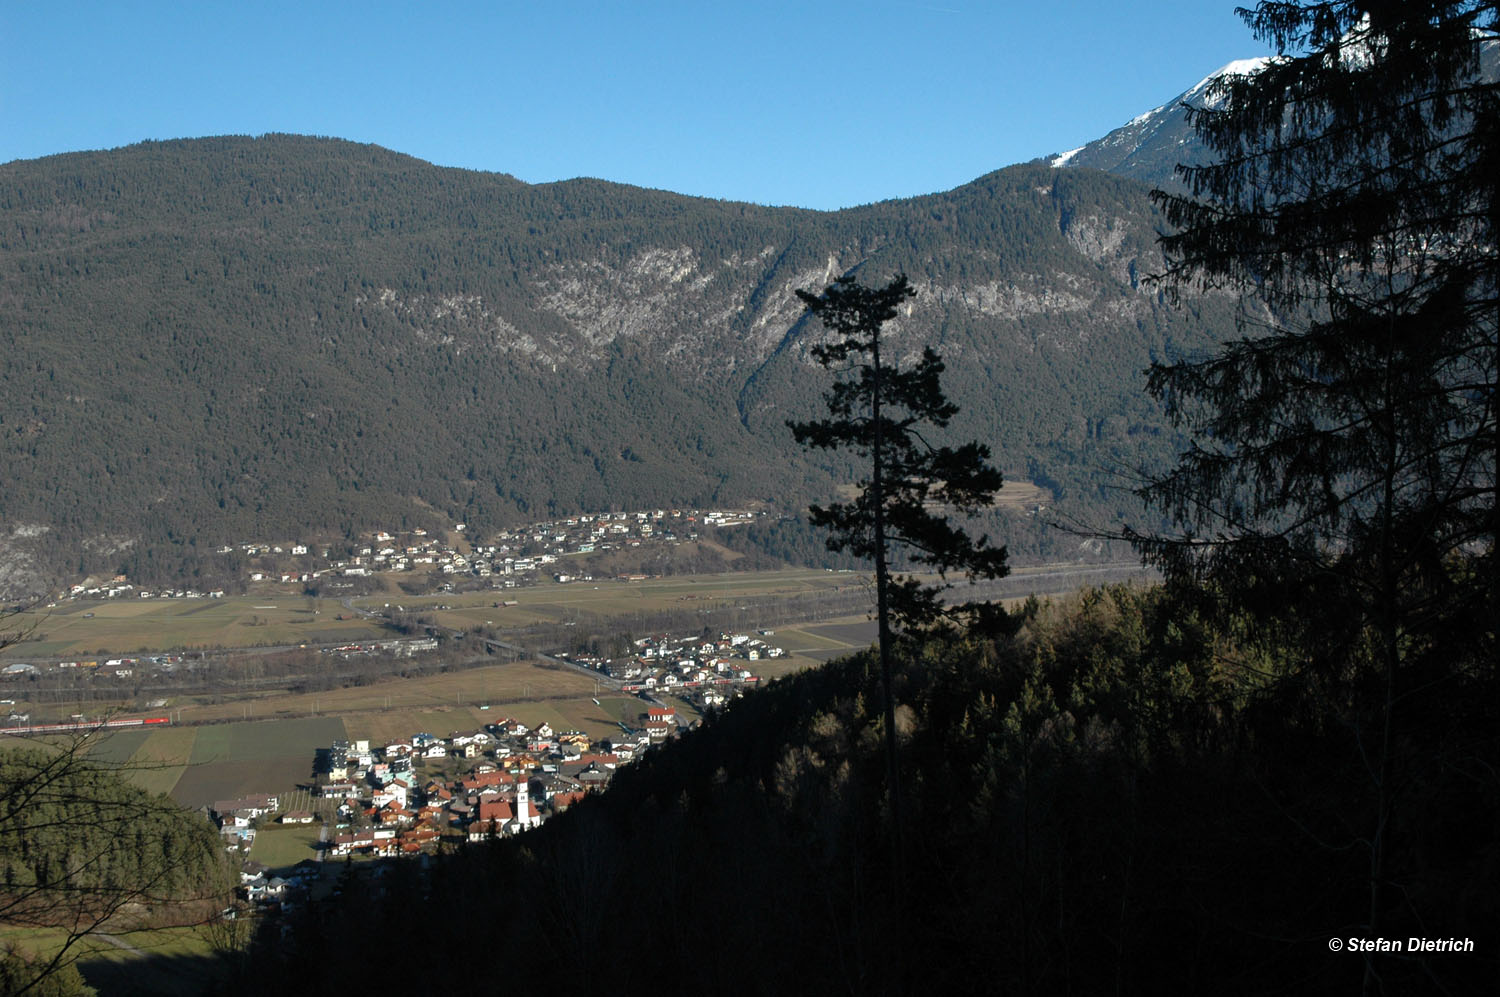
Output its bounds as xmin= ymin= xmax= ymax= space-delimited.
xmin=73 ymin=716 xmax=347 ymax=810
xmin=173 ymin=716 xmax=347 ymax=809
xmin=0 ymin=594 xmax=389 ymax=660
xmin=2 ymin=560 xmax=1133 ymax=664
xmin=1 ymin=567 xmax=869 ymax=661
xmin=762 ymin=619 xmax=879 ymax=666
xmin=339 ymin=690 xmax=652 ymax=744
xmin=85 ymin=728 xmax=153 ymax=765
xmin=87 ymin=725 xmax=200 ymax=796
xmin=173 ymin=657 xmax=607 ymax=725
xmin=348 ymin=707 xmax=492 ymax=745
xmin=359 ymin=567 xmax=867 ymax=631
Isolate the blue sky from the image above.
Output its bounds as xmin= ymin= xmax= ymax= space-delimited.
xmin=3 ymin=1 xmax=1267 ymax=209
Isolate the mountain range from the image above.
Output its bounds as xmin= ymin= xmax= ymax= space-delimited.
xmin=0 ymin=63 xmax=1256 ymax=595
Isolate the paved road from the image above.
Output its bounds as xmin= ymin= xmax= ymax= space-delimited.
xmin=94 ymin=934 xmax=145 ymax=957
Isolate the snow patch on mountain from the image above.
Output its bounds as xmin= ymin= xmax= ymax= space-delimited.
xmin=1050 ymin=145 xmax=1086 ymax=168
xmin=1183 ymin=57 xmax=1273 ymax=107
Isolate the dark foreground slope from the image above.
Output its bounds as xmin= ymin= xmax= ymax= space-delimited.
xmin=236 ymin=586 xmax=1497 ymax=995
xmin=2 ymin=137 xmax=1234 ymax=587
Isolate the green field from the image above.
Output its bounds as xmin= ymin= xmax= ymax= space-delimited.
xmin=188 ymin=716 xmax=345 ymax=764
xmin=86 ymin=729 xmax=153 ymax=765
xmin=249 ymin=821 xmax=325 ymax=872
xmin=2 ymin=920 xmax=228 ymax=996
xmin=559 ymin=694 xmax=647 ymax=731
xmin=172 ymin=716 xmax=348 ymax=809
xmin=81 ymin=727 xmax=195 ymax=796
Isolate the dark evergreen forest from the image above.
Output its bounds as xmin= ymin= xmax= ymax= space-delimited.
xmin=235 ymin=587 xmax=1496 ymax=994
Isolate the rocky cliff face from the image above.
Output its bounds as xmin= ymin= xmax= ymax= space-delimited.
xmin=283 ymin=166 xmax=1169 ymax=383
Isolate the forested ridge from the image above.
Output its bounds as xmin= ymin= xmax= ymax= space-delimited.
xmin=0 ymin=748 xmax=227 ymax=909
xmin=0 ymin=742 xmax=234 ymax=995
xmin=1 ymin=136 xmax=1229 ymax=589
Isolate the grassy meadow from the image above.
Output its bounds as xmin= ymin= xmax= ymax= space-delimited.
xmin=5 ymin=924 xmax=229 ymax=997
xmin=2 ymin=594 xmax=388 ymax=659
xmin=1 ymin=568 xmax=870 ymax=661
xmin=401 ymin=566 xmax=866 ymax=632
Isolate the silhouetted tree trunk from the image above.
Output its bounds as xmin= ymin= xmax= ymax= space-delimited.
xmin=789 ymin=273 xmax=1014 ymax=893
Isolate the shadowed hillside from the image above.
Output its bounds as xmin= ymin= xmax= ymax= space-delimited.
xmin=229 ymin=586 xmax=1498 ymax=995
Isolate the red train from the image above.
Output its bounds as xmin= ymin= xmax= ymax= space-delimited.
xmin=1 ymin=715 xmax=170 ymax=736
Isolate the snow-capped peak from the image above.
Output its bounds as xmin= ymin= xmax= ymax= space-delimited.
xmin=1047 ymin=55 xmax=1278 ymax=182
xmin=1186 ymin=57 xmax=1272 ymax=97
xmin=1215 ymin=57 xmax=1272 ymax=79
xmin=1120 ymin=59 xmax=1272 ymax=136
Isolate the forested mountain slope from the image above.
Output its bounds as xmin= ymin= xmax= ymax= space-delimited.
xmin=236 ymin=587 xmax=1497 ymax=995
xmin=1 ymin=136 xmax=1233 ymax=588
